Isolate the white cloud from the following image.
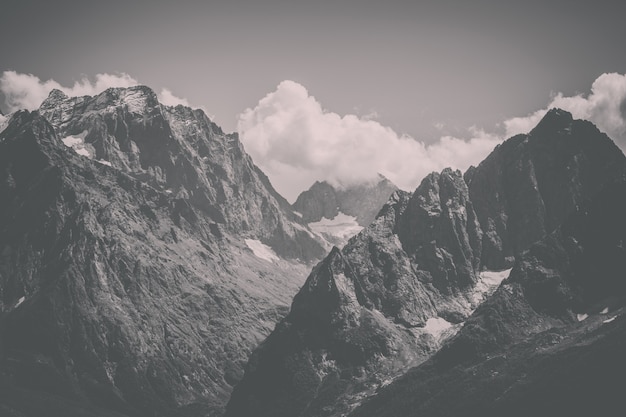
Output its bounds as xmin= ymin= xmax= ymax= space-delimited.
xmin=238 ymin=80 xmax=502 ymax=202
xmin=240 ymin=74 xmax=626 ymax=202
xmin=504 ymin=73 xmax=626 ymax=148
xmin=0 ymin=71 xmax=203 ymax=116
xmin=0 ymin=71 xmax=139 ymax=111
xmin=158 ymin=88 xmax=191 ymax=107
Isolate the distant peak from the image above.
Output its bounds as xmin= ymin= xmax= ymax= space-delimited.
xmin=546 ymin=107 xmax=573 ymax=120
xmin=39 ymin=89 xmax=69 ymax=109
xmin=48 ymin=89 xmax=69 ymax=100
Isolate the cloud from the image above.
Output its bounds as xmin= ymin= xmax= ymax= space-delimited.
xmin=240 ymin=74 xmax=626 ymax=202
xmin=504 ymin=72 xmax=626 ymax=148
xmin=0 ymin=71 xmax=139 ymax=111
xmin=238 ymin=80 xmax=502 ymax=202
xmin=158 ymin=88 xmax=191 ymax=107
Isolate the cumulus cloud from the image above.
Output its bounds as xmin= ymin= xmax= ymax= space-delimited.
xmin=238 ymin=80 xmax=502 ymax=202
xmin=504 ymin=72 xmax=626 ymax=148
xmin=0 ymin=71 xmax=139 ymax=111
xmin=158 ymin=88 xmax=191 ymax=107
xmin=0 ymin=71 xmax=200 ymax=115
xmin=240 ymin=74 xmax=626 ymax=202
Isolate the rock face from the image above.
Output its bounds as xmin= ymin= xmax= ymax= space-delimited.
xmin=351 ymin=179 xmax=626 ymax=417
xmin=0 ymin=88 xmax=325 ymax=417
xmin=292 ymin=176 xmax=398 ymax=247
xmin=468 ymin=108 xmax=625 ymax=269
xmin=225 ymin=109 xmax=626 ymax=417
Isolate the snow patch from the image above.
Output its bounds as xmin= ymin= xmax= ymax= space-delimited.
xmin=244 ymin=239 xmax=279 ymax=262
xmin=603 ymin=316 xmax=617 ymax=324
xmin=309 ymin=212 xmax=363 ymax=240
xmin=62 ymin=130 xmax=93 ymax=158
xmin=424 ymin=317 xmax=454 ymax=339
xmin=470 ymin=268 xmax=512 ymax=305
xmin=14 ymin=296 xmax=25 ymax=308
xmin=96 ymin=159 xmax=112 ymax=167
xmin=600 ymin=307 xmax=609 ymax=314
xmin=577 ymin=313 xmax=589 ymax=322
xmin=293 ymin=211 xmax=303 ymax=218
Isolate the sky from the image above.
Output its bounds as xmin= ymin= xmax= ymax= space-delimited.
xmin=1 ymin=0 xmax=625 ymax=201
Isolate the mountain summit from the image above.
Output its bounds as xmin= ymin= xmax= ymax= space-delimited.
xmin=292 ymin=176 xmax=398 ymax=247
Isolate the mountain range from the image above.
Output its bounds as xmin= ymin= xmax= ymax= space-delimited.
xmin=1 ymin=84 xmax=625 ymax=417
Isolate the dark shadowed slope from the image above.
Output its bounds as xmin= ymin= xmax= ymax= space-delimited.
xmin=351 ymin=178 xmax=626 ymax=417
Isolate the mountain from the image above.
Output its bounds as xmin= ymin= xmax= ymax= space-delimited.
xmin=225 ymin=109 xmax=626 ymax=417
xmin=0 ymin=87 xmax=326 ymax=417
xmin=37 ymin=87 xmax=324 ymax=261
xmin=350 ymin=178 xmax=626 ymax=417
xmin=292 ymin=176 xmax=398 ymax=246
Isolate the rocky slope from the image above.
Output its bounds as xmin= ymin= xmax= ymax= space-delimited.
xmin=225 ymin=109 xmax=626 ymax=417
xmin=292 ymin=176 xmax=398 ymax=247
xmin=0 ymin=88 xmax=325 ymax=417
xmin=351 ymin=178 xmax=626 ymax=417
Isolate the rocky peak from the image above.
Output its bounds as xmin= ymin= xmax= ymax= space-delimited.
xmin=292 ymin=175 xmax=398 ymax=248
xmin=469 ymin=107 xmax=625 ymax=269
xmin=293 ymin=175 xmax=398 ymax=226
xmin=530 ymin=107 xmax=574 ymax=135
xmin=39 ymin=88 xmax=69 ymax=108
xmin=36 ymin=86 xmax=325 ymax=261
xmin=395 ymin=168 xmax=482 ymax=292
xmin=291 ymin=247 xmax=362 ymax=327
xmin=293 ymin=181 xmax=339 ymax=222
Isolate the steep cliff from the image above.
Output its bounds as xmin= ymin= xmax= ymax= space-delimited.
xmin=467 ymin=108 xmax=624 ymax=269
